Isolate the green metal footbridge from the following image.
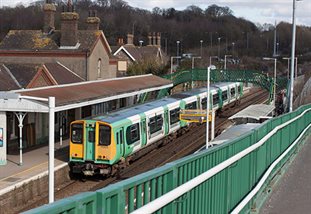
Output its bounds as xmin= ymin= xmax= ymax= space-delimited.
xmin=154 ymin=69 xmax=288 ymax=102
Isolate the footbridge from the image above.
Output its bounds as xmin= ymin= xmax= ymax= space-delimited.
xmin=155 ymin=69 xmax=288 ymax=102
xmin=25 ymin=104 xmax=311 ymax=214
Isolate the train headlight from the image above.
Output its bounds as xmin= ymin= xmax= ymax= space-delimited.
xmin=72 ymin=153 xmax=78 ymax=157
xmin=98 ymin=155 xmax=102 ymax=159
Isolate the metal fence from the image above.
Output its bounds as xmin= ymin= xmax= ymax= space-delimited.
xmin=24 ymin=104 xmax=311 ymax=214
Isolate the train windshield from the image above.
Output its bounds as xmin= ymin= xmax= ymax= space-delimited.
xmin=71 ymin=123 xmax=83 ymax=144
xmin=99 ymin=124 xmax=111 ymax=146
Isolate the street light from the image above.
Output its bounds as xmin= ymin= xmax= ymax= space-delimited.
xmin=200 ymin=40 xmax=203 ymax=57
xmin=232 ymin=42 xmax=235 ymax=55
xmin=263 ymin=57 xmax=277 ymax=106
xmin=176 ymin=40 xmax=180 ymax=65
xmin=224 ymin=54 xmax=232 ymax=70
xmin=209 ymin=56 xmax=218 ymax=66
xmin=283 ymin=57 xmax=298 ymax=79
xmin=289 ymin=0 xmax=302 ymax=112
xmin=206 ymin=66 xmax=211 ymax=150
xmin=192 ymin=56 xmax=202 ymax=69
xmin=218 ymin=37 xmax=221 ymax=57
xmin=170 ymin=56 xmax=181 ymax=76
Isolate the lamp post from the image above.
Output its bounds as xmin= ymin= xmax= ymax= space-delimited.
xmin=290 ymin=0 xmax=302 ymax=112
xmin=176 ymin=40 xmax=180 ymax=65
xmin=232 ymin=42 xmax=235 ymax=55
xmin=283 ymin=57 xmax=298 ymax=79
xmin=206 ymin=66 xmax=211 ymax=150
xmin=218 ymin=37 xmax=221 ymax=58
xmin=170 ymin=56 xmax=181 ymax=76
xmin=200 ymin=40 xmax=203 ymax=57
xmin=263 ymin=57 xmax=277 ymax=106
xmin=224 ymin=54 xmax=232 ymax=70
xmin=192 ymin=56 xmax=202 ymax=69
xmin=209 ymin=56 xmax=218 ymax=66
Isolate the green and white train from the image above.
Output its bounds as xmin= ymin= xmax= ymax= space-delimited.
xmin=70 ymin=82 xmax=243 ymax=176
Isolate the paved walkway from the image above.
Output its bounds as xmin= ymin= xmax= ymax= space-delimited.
xmin=261 ymin=135 xmax=311 ymax=214
xmin=0 ymin=140 xmax=69 ymax=194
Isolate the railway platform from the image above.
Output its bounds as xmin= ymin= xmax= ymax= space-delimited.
xmin=260 ymin=135 xmax=311 ymax=214
xmin=0 ymin=140 xmax=69 ymax=197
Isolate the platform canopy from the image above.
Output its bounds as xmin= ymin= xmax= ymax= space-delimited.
xmin=229 ymin=104 xmax=274 ymax=124
xmin=0 ymin=74 xmax=173 ymax=113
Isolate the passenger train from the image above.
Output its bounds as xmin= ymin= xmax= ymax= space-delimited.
xmin=69 ymin=82 xmax=243 ymax=176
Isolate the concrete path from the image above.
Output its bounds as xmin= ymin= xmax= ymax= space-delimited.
xmin=260 ymin=135 xmax=311 ymax=214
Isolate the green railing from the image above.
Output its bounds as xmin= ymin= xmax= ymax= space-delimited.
xmin=24 ymin=104 xmax=311 ymax=214
xmin=157 ymin=69 xmax=288 ymax=102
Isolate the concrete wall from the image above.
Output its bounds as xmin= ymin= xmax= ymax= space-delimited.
xmin=0 ymin=165 xmax=70 ymax=214
xmin=0 ymin=112 xmax=6 ymax=165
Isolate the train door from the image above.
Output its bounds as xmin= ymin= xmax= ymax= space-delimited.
xmin=85 ymin=124 xmax=95 ymax=161
xmin=164 ymin=109 xmax=169 ymax=135
xmin=140 ymin=118 xmax=147 ymax=146
xmin=116 ymin=128 xmax=125 ymax=157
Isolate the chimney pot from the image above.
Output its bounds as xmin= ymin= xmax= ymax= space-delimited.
xmin=43 ymin=2 xmax=56 ymax=34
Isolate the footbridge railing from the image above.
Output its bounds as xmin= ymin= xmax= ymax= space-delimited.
xmin=156 ymin=69 xmax=288 ymax=102
xmin=25 ymin=104 xmax=311 ymax=214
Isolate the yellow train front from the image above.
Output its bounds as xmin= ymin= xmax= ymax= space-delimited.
xmin=69 ymin=120 xmax=118 ymax=176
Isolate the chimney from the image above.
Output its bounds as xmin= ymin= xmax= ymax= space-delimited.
xmin=86 ymin=10 xmax=100 ymax=31
xmin=157 ymin=32 xmax=161 ymax=48
xmin=153 ymin=32 xmax=156 ymax=46
xmin=60 ymin=0 xmax=79 ymax=46
xmin=117 ymin=38 xmax=124 ymax=46
xmin=43 ymin=0 xmax=56 ymax=34
xmin=127 ymin=33 xmax=134 ymax=46
xmin=148 ymin=33 xmax=152 ymax=46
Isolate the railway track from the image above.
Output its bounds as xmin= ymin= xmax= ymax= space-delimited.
xmin=18 ymin=87 xmax=269 ymax=213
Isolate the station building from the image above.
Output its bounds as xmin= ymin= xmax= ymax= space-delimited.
xmin=0 ymin=74 xmax=173 ymax=165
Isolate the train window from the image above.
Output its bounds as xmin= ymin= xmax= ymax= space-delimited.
xmin=213 ymin=94 xmax=219 ymax=105
xmin=185 ymin=101 xmax=197 ymax=109
xmin=149 ymin=115 xmax=163 ymax=134
xmin=126 ymin=123 xmax=140 ymax=144
xmin=88 ymin=130 xmax=95 ymax=143
xmin=119 ymin=129 xmax=124 ymax=144
xmin=99 ymin=125 xmax=111 ymax=146
xmin=116 ymin=132 xmax=119 ymax=144
xmin=230 ymin=88 xmax=235 ymax=97
xmin=170 ymin=108 xmax=180 ymax=125
xmin=201 ymin=98 xmax=207 ymax=109
xmin=71 ymin=123 xmax=83 ymax=144
xmin=222 ymin=90 xmax=228 ymax=101
xmin=238 ymin=85 xmax=241 ymax=94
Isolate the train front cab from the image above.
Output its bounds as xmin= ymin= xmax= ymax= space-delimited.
xmin=70 ymin=120 xmax=117 ymax=175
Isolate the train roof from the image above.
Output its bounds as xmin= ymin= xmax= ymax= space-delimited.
xmin=171 ymin=86 xmax=218 ymax=99
xmin=93 ymin=97 xmax=179 ymax=123
xmin=213 ymin=82 xmax=237 ymax=90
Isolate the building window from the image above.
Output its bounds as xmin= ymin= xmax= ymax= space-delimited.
xmin=97 ymin=58 xmax=102 ymax=78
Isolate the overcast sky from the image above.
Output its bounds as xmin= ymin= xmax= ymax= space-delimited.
xmin=1 ymin=0 xmax=310 ymax=26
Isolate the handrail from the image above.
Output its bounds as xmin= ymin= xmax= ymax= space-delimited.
xmin=131 ymin=107 xmax=311 ymax=214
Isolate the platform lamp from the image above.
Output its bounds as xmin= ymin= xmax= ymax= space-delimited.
xmin=263 ymin=57 xmax=277 ymax=106
xmin=289 ymin=0 xmax=302 ymax=112
xmin=224 ymin=55 xmax=232 ymax=70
